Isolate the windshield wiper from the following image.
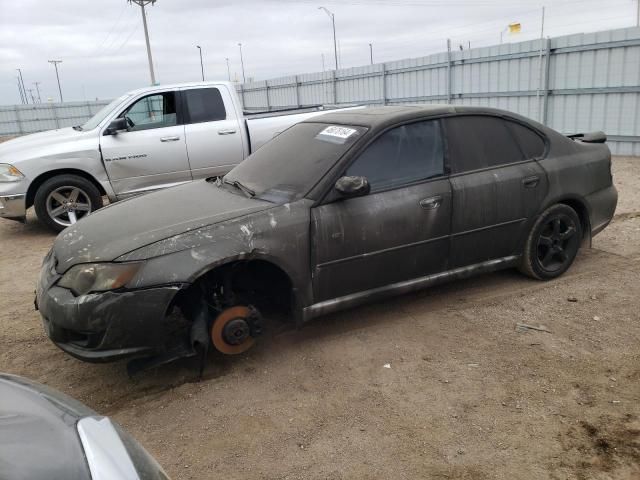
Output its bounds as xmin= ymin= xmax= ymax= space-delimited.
xmin=72 ymin=125 xmax=83 ymax=131
xmin=223 ymin=178 xmax=255 ymax=198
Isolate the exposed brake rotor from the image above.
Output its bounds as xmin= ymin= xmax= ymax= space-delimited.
xmin=210 ymin=305 xmax=262 ymax=355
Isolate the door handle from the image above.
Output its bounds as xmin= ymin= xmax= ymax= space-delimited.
xmin=522 ymin=175 xmax=540 ymax=188
xmin=218 ymin=129 xmax=237 ymax=135
xmin=419 ymin=195 xmax=443 ymax=210
xmin=160 ymin=136 xmax=180 ymax=142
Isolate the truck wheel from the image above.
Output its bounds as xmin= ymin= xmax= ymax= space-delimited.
xmin=34 ymin=175 xmax=103 ymax=232
xmin=519 ymin=204 xmax=582 ymax=280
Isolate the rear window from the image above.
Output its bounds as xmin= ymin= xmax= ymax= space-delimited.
xmin=506 ymin=120 xmax=546 ymax=159
xmin=183 ymin=88 xmax=226 ymax=123
xmin=444 ymin=115 xmax=525 ymax=173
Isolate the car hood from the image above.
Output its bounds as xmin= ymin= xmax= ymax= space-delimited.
xmin=0 ymin=127 xmax=98 ymax=165
xmin=54 ymin=180 xmax=275 ymax=270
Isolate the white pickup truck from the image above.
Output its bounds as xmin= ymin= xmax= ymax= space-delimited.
xmin=0 ymin=81 xmax=349 ymax=232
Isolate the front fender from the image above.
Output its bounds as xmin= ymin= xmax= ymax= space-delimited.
xmin=121 ymin=199 xmax=315 ymax=312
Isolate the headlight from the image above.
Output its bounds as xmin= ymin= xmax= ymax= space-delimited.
xmin=0 ymin=163 xmax=25 ymax=182
xmin=58 ymin=262 xmax=142 ymax=296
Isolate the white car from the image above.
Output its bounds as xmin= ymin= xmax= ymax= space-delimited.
xmin=0 ymin=81 xmax=350 ymax=231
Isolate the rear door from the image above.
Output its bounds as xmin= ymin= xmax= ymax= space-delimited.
xmin=311 ymin=119 xmax=452 ymax=302
xmin=100 ymin=90 xmax=191 ymax=197
xmin=443 ymin=115 xmax=548 ymax=268
xmin=181 ymin=86 xmax=245 ymax=179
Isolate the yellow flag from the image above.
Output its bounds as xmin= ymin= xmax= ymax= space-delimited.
xmin=508 ymin=22 xmax=521 ymax=34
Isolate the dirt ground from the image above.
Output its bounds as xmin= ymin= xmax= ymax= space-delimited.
xmin=1 ymin=158 xmax=639 ymax=480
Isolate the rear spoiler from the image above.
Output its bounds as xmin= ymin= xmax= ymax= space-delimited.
xmin=567 ymin=131 xmax=607 ymax=144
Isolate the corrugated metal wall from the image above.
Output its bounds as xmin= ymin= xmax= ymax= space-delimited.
xmin=0 ymin=100 xmax=110 ymax=136
xmin=238 ymin=26 xmax=640 ymax=155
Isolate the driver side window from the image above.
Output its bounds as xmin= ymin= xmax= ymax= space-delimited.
xmin=346 ymin=119 xmax=444 ymax=192
xmin=122 ymin=92 xmax=177 ymax=131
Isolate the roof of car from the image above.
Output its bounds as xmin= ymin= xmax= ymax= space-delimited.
xmin=307 ymin=104 xmax=533 ymax=130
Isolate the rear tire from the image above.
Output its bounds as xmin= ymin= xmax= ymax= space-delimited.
xmin=34 ymin=174 xmax=103 ymax=233
xmin=519 ymin=204 xmax=582 ymax=280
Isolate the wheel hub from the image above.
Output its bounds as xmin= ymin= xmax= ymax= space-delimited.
xmin=222 ymin=317 xmax=251 ymax=345
xmin=210 ymin=305 xmax=262 ymax=355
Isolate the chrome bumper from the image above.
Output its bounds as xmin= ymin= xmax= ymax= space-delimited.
xmin=0 ymin=193 xmax=26 ymax=219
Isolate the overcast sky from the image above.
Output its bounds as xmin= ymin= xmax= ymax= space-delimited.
xmin=1 ymin=0 xmax=637 ymax=104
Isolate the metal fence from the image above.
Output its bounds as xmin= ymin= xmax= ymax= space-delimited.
xmin=237 ymin=26 xmax=640 ymax=156
xmin=2 ymin=26 xmax=639 ymax=155
xmin=0 ymin=100 xmax=110 ymax=136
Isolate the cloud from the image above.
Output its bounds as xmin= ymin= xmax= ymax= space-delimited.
xmin=0 ymin=0 xmax=635 ymax=104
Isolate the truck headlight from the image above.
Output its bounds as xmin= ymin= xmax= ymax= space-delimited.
xmin=58 ymin=263 xmax=142 ymax=296
xmin=0 ymin=163 xmax=25 ymax=182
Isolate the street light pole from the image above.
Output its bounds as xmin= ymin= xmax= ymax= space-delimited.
xmin=225 ymin=57 xmax=231 ymax=82
xmin=318 ymin=7 xmax=338 ymax=70
xmin=48 ymin=60 xmax=64 ymax=102
xmin=129 ymin=0 xmax=157 ymax=85
xmin=238 ymin=43 xmax=246 ymax=83
xmin=196 ymin=45 xmax=204 ymax=81
xmin=369 ymin=43 xmax=373 ymax=64
xmin=17 ymin=69 xmax=27 ymax=104
xmin=33 ymin=82 xmax=42 ymax=103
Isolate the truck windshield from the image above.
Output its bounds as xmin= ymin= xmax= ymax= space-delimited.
xmin=223 ymin=122 xmax=367 ymax=202
xmin=80 ymin=94 xmax=131 ymax=131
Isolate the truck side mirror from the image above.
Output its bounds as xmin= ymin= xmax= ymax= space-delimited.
xmin=104 ymin=117 xmax=129 ymax=135
xmin=335 ymin=176 xmax=370 ymax=198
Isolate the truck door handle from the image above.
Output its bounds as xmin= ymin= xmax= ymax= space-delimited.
xmin=522 ymin=175 xmax=540 ymax=188
xmin=160 ymin=136 xmax=180 ymax=142
xmin=419 ymin=195 xmax=443 ymax=210
xmin=218 ymin=129 xmax=237 ymax=135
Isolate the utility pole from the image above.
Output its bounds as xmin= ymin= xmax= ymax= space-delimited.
xmin=48 ymin=60 xmax=64 ymax=102
xmin=196 ymin=45 xmax=204 ymax=81
xmin=321 ymin=53 xmax=325 ymax=71
xmin=129 ymin=0 xmax=157 ymax=85
xmin=225 ymin=57 xmax=231 ymax=82
xmin=369 ymin=43 xmax=373 ymax=64
xmin=16 ymin=77 xmax=25 ymax=104
xmin=536 ymin=6 xmax=546 ymax=122
xmin=27 ymin=88 xmax=36 ymax=104
xmin=238 ymin=43 xmax=246 ymax=83
xmin=318 ymin=7 xmax=338 ymax=70
xmin=33 ymin=82 xmax=42 ymax=103
xmin=17 ymin=69 xmax=27 ymax=104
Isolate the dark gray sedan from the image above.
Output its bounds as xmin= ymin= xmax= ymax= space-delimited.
xmin=36 ymin=106 xmax=617 ymax=368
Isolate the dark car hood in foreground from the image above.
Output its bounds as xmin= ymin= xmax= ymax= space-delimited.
xmin=54 ymin=180 xmax=274 ymax=270
xmin=0 ymin=374 xmax=93 ymax=479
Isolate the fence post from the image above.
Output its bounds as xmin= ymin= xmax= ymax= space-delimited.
xmin=295 ymin=75 xmax=301 ymax=108
xmin=52 ymin=104 xmax=60 ymax=129
xmin=382 ymin=63 xmax=388 ymax=105
xmin=333 ymin=70 xmax=338 ymax=105
xmin=446 ymin=39 xmax=452 ymax=104
xmin=13 ymin=106 xmax=24 ymax=135
xmin=542 ymin=37 xmax=552 ymax=126
xmin=265 ymin=82 xmax=271 ymax=111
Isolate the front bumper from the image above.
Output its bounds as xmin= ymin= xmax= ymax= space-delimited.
xmin=0 ymin=193 xmax=27 ymax=220
xmin=36 ymin=256 xmax=187 ymax=362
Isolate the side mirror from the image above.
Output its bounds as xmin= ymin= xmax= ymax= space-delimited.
xmin=334 ymin=176 xmax=370 ymax=198
xmin=104 ymin=117 xmax=128 ymax=135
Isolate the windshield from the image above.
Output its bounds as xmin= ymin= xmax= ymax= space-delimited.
xmin=80 ymin=94 xmax=131 ymax=130
xmin=224 ymin=122 xmax=367 ymax=202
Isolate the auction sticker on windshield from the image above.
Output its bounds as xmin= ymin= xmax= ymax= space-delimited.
xmin=316 ymin=125 xmax=359 ymax=144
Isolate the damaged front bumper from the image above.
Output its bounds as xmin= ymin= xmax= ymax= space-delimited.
xmin=36 ymin=257 xmax=188 ymax=363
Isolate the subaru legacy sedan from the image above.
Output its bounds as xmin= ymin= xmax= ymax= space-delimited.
xmin=36 ymin=106 xmax=617 ymax=369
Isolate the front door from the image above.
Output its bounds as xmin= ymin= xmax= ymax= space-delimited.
xmin=181 ymin=86 xmax=245 ymax=179
xmin=443 ymin=115 xmax=548 ymax=267
xmin=311 ymin=119 xmax=452 ymax=303
xmin=100 ymin=91 xmax=192 ymax=198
